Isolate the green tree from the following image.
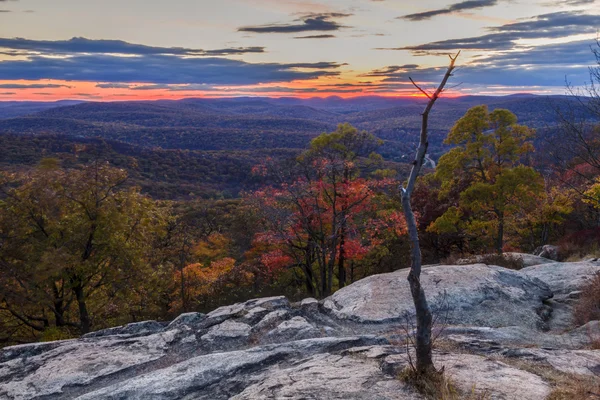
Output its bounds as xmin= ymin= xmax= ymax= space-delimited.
xmin=430 ymin=106 xmax=544 ymax=254
xmin=0 ymin=160 xmax=166 ymax=339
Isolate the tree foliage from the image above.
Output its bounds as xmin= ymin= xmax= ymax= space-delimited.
xmin=429 ymin=106 xmax=546 ymax=253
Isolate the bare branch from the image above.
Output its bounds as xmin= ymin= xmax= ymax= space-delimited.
xmin=409 ymin=77 xmax=432 ymax=99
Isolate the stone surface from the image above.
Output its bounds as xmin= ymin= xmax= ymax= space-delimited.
xmin=200 ymin=320 xmax=252 ymax=342
xmin=2 ymin=260 xmax=600 ymax=399
xmin=253 ymin=309 xmax=290 ymax=331
xmin=267 ymin=316 xmax=320 ymax=341
xmin=522 ymin=259 xmax=600 ymax=296
xmin=74 ymin=337 xmax=388 ymax=400
xmin=323 ymin=264 xmax=552 ymax=329
xmin=167 ymin=312 xmax=206 ymax=329
xmin=456 ymin=252 xmax=555 ymax=268
xmin=436 ymin=353 xmax=552 ymax=400
xmin=0 ymin=330 xmax=178 ymax=400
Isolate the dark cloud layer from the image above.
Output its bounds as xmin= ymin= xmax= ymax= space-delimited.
xmin=400 ymin=0 xmax=498 ymax=21
xmin=0 ymin=36 xmax=348 ymax=85
xmin=294 ymin=34 xmax=336 ymax=39
xmin=388 ymin=11 xmax=600 ymax=53
xmin=0 ymin=37 xmax=265 ymax=56
xmin=371 ymin=39 xmax=595 ymax=88
xmin=0 ymin=54 xmax=342 ymax=85
xmin=238 ymin=13 xmax=351 ymax=34
xmin=0 ymin=83 xmax=71 ymax=89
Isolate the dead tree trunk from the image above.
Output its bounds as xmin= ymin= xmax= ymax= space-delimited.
xmin=401 ymin=52 xmax=459 ymax=374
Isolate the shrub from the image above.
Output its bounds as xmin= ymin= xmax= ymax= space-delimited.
xmin=573 ymin=273 xmax=600 ymax=327
xmin=479 ymin=253 xmax=525 ymax=270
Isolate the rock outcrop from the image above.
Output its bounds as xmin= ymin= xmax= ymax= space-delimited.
xmin=1 ymin=255 xmax=599 ymax=399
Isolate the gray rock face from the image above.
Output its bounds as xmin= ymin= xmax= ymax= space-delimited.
xmin=167 ymin=312 xmax=206 ymax=329
xmin=267 ymin=316 xmax=320 ymax=341
xmin=1 ymin=260 xmax=599 ymax=399
xmin=323 ymin=264 xmax=552 ymax=329
xmin=201 ymin=320 xmax=252 ymax=342
xmin=522 ymin=259 xmax=600 ymax=296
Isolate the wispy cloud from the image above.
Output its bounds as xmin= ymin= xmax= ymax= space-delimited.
xmin=399 ymin=0 xmax=499 ymax=21
xmin=294 ymin=34 xmax=336 ymax=39
xmin=238 ymin=13 xmax=351 ymax=33
xmin=0 ymin=37 xmax=266 ymax=57
xmin=384 ymin=11 xmax=600 ymax=53
xmin=0 ymin=83 xmax=71 ymax=89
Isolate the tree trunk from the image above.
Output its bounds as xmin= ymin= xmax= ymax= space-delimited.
xmin=73 ymin=283 xmax=91 ymax=334
xmin=338 ymin=229 xmax=346 ymax=289
xmin=402 ymin=158 xmax=435 ymax=374
xmin=402 ymin=53 xmax=459 ymax=375
xmin=495 ymin=211 xmax=504 ymax=254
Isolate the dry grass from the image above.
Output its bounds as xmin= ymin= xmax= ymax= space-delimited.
xmin=479 ymin=253 xmax=525 ymax=270
xmin=573 ymin=273 xmax=600 ymax=327
xmin=492 ymin=356 xmax=600 ymax=400
xmin=399 ymin=367 xmax=491 ymax=400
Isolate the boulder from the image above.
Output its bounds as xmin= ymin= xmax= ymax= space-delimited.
xmin=455 ymin=252 xmax=554 ymax=268
xmin=534 ymin=245 xmax=561 ymax=261
xmin=167 ymin=312 xmax=206 ymax=329
xmin=267 ymin=316 xmax=320 ymax=341
xmin=200 ymin=320 xmax=252 ymax=342
xmin=323 ymin=264 xmax=552 ymax=329
xmin=299 ymin=297 xmax=319 ymax=311
xmin=253 ymin=309 xmax=290 ymax=332
xmin=522 ymin=259 xmax=600 ymax=296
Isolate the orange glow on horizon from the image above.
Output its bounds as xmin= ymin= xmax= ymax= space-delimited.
xmin=0 ymin=78 xmax=551 ymax=102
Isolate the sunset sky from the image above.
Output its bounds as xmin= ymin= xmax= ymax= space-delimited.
xmin=0 ymin=0 xmax=598 ymax=101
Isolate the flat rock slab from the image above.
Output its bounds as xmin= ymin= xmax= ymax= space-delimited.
xmin=232 ymin=352 xmax=420 ymax=400
xmin=73 ymin=336 xmax=389 ymax=400
xmin=323 ymin=264 xmax=552 ymax=329
xmin=505 ymin=348 xmax=600 ymax=376
xmin=522 ymin=260 xmax=600 ymax=296
xmin=436 ymin=353 xmax=551 ymax=400
xmin=0 ymin=330 xmax=178 ymax=400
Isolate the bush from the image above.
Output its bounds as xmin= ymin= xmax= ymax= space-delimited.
xmin=558 ymin=228 xmax=600 ymax=261
xmin=573 ymin=273 xmax=600 ymax=327
xmin=479 ymin=254 xmax=525 ymax=270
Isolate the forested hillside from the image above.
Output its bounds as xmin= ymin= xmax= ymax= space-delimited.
xmin=0 ymin=95 xmax=593 ymax=163
xmin=0 ymin=91 xmax=598 ymax=346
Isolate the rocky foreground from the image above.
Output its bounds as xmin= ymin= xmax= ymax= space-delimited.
xmin=1 ymin=255 xmax=599 ymax=399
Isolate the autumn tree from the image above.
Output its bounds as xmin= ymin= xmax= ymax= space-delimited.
xmin=249 ymin=124 xmax=404 ymax=297
xmin=429 ymin=106 xmax=544 ymax=254
xmin=0 ymin=160 xmax=165 ymax=338
xmin=549 ymin=40 xmax=600 ymax=212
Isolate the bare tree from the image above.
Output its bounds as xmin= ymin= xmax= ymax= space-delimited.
xmin=401 ymin=52 xmax=459 ymax=374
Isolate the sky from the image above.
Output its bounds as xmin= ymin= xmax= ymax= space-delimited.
xmin=0 ymin=0 xmax=598 ymax=101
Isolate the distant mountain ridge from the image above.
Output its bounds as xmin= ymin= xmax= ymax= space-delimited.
xmin=0 ymin=94 xmax=590 ymax=162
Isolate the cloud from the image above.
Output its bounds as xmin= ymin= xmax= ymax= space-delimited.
xmin=361 ymin=64 xmax=420 ymax=77
xmin=544 ymin=0 xmax=595 ymax=5
xmin=294 ymin=34 xmax=336 ymax=39
xmin=95 ymin=83 xmax=132 ymax=89
xmin=399 ymin=0 xmax=499 ymax=21
xmin=0 ymin=54 xmax=342 ymax=85
xmin=387 ymin=11 xmax=600 ymax=53
xmin=0 ymin=37 xmax=346 ymax=86
xmin=238 ymin=13 xmax=351 ymax=33
xmin=375 ymin=39 xmax=595 ymax=88
xmin=0 ymin=92 xmax=16 ymax=95
xmin=0 ymin=83 xmax=71 ymax=89
xmin=0 ymin=37 xmax=265 ymax=57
